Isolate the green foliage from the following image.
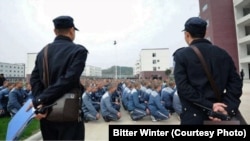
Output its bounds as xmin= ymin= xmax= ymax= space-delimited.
xmin=165 ymin=69 xmax=172 ymax=76
xmin=0 ymin=116 xmax=40 ymax=140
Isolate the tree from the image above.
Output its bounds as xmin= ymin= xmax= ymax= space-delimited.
xmin=165 ymin=69 xmax=172 ymax=77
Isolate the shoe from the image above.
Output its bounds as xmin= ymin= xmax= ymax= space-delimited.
xmin=151 ymin=115 xmax=157 ymax=122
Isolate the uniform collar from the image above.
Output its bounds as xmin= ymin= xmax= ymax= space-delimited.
xmin=190 ymin=38 xmax=212 ymax=45
xmin=54 ymin=35 xmax=72 ymax=42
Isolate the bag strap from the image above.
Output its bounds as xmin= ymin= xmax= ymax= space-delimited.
xmin=43 ymin=45 xmax=49 ymax=88
xmin=190 ymin=45 xmax=221 ymax=101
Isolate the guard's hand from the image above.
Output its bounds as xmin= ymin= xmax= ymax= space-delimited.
xmin=212 ymin=103 xmax=228 ymax=115
xmin=209 ymin=103 xmax=228 ymax=121
xmin=34 ymin=105 xmax=48 ymax=120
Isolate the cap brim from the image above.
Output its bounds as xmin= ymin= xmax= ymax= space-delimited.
xmin=74 ymin=27 xmax=79 ymax=31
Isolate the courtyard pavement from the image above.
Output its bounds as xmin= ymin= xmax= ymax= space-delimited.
xmin=25 ymin=81 xmax=250 ymax=141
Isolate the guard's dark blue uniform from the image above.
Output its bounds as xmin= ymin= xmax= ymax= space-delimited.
xmin=30 ymin=35 xmax=88 ymax=140
xmin=173 ymin=38 xmax=242 ymax=124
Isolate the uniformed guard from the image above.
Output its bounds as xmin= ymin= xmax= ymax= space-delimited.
xmin=30 ymin=15 xmax=88 ymax=140
xmin=173 ymin=17 xmax=242 ymax=125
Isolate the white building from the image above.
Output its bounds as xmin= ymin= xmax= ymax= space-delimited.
xmin=26 ymin=53 xmax=37 ymax=75
xmin=233 ymin=0 xmax=250 ymax=79
xmin=134 ymin=60 xmax=141 ymax=76
xmin=27 ymin=53 xmax=101 ymax=77
xmin=136 ymin=48 xmax=171 ymax=79
xmin=0 ymin=62 xmax=25 ymax=77
xmin=82 ymin=65 xmax=102 ymax=77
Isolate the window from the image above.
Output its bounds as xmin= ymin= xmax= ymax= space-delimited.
xmin=152 ymin=60 xmax=156 ymax=64
xmin=153 ymin=67 xmax=157 ymax=71
xmin=152 ymin=53 xmax=156 ymax=57
xmin=157 ymin=60 xmax=160 ymax=62
xmin=243 ymin=8 xmax=250 ymax=16
xmin=245 ymin=26 xmax=250 ymax=36
xmin=247 ymin=44 xmax=250 ymax=55
xmin=202 ymin=4 xmax=208 ymax=12
xmin=158 ymin=67 xmax=160 ymax=69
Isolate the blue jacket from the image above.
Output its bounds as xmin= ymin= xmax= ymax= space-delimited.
xmin=148 ymin=90 xmax=169 ymax=115
xmin=7 ymin=88 xmax=28 ymax=111
xmin=82 ymin=92 xmax=98 ymax=116
xmin=121 ymin=87 xmax=130 ymax=106
xmin=161 ymin=87 xmax=176 ymax=108
xmin=100 ymin=92 xmax=118 ymax=117
xmin=0 ymin=88 xmax=10 ymax=109
xmin=127 ymin=88 xmax=146 ymax=111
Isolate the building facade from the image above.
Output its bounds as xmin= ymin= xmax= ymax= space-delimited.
xmin=26 ymin=53 xmax=101 ymax=81
xmin=137 ymin=48 xmax=171 ymax=79
xmin=199 ymin=0 xmax=240 ymax=72
xmin=134 ymin=60 xmax=140 ymax=76
xmin=0 ymin=62 xmax=25 ymax=82
xmin=82 ymin=65 xmax=102 ymax=77
xmin=233 ymin=0 xmax=250 ymax=80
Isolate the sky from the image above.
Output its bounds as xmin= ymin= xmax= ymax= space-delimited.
xmin=0 ymin=0 xmax=200 ymax=69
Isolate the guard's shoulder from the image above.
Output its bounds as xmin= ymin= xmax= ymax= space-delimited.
xmin=76 ymin=44 xmax=89 ymax=53
xmin=172 ymin=47 xmax=186 ymax=56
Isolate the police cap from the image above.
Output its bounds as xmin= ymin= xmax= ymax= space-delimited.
xmin=183 ymin=17 xmax=207 ymax=36
xmin=53 ymin=16 xmax=79 ymax=31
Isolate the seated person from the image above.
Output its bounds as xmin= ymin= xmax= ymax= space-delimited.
xmin=100 ymin=82 xmax=121 ymax=122
xmin=0 ymin=83 xmax=15 ymax=117
xmin=160 ymin=81 xmax=176 ymax=113
xmin=111 ymin=89 xmax=121 ymax=111
xmin=148 ymin=81 xmax=170 ymax=122
xmin=121 ymin=81 xmax=131 ymax=111
xmin=0 ymin=80 xmax=9 ymax=91
xmin=82 ymin=83 xmax=100 ymax=122
xmin=7 ymin=81 xmax=28 ymax=117
xmin=127 ymin=82 xmax=149 ymax=121
xmin=140 ymin=81 xmax=152 ymax=105
xmin=90 ymin=86 xmax=101 ymax=112
xmin=173 ymin=90 xmax=182 ymax=118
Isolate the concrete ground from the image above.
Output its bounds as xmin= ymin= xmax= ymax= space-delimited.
xmin=25 ymin=81 xmax=250 ymax=141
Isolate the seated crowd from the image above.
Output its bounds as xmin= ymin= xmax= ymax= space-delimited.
xmin=81 ymin=78 xmax=182 ymax=122
xmin=0 ymin=80 xmax=32 ymax=117
xmin=0 ymin=78 xmax=182 ymax=123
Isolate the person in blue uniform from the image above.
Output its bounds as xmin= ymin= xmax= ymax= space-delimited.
xmin=127 ymin=82 xmax=149 ymax=121
xmin=82 ymin=82 xmax=100 ymax=122
xmin=0 ymin=82 xmax=14 ymax=117
xmin=173 ymin=17 xmax=242 ymax=125
xmin=160 ymin=81 xmax=176 ymax=113
xmin=30 ymin=15 xmax=88 ymax=140
xmin=148 ymin=81 xmax=170 ymax=122
xmin=7 ymin=81 xmax=28 ymax=116
xmin=100 ymin=82 xmax=121 ymax=122
xmin=121 ymin=80 xmax=131 ymax=110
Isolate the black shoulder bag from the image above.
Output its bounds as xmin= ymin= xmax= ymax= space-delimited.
xmin=191 ymin=45 xmax=247 ymax=125
xmin=43 ymin=45 xmax=81 ymax=122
